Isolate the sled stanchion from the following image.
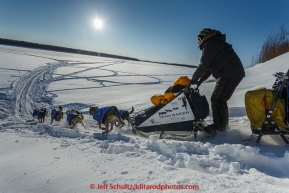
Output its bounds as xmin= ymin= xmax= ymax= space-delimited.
xmin=256 ymin=133 xmax=262 ymax=143
xmin=280 ymin=134 xmax=289 ymax=144
xmin=286 ymin=81 xmax=289 ymax=125
xmin=159 ymin=124 xmax=168 ymax=139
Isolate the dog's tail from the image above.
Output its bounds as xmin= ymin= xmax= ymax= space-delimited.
xmin=128 ymin=106 xmax=134 ymax=114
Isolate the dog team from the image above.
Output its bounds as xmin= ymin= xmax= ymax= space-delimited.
xmin=32 ymin=105 xmax=134 ymax=134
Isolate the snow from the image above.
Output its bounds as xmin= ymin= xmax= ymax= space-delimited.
xmin=0 ymin=44 xmax=289 ymax=193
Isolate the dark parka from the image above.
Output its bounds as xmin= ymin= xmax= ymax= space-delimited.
xmin=192 ymin=30 xmax=245 ymax=83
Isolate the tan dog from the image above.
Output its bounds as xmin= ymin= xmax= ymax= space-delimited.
xmin=89 ymin=106 xmax=125 ymax=134
xmin=116 ymin=106 xmax=134 ymax=126
xmin=66 ymin=109 xmax=87 ymax=130
xmin=51 ymin=106 xmax=63 ymax=124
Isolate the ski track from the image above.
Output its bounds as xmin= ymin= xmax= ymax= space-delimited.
xmin=8 ymin=60 xmax=70 ymax=122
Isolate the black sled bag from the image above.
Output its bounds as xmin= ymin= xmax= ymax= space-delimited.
xmin=190 ymin=90 xmax=210 ymax=120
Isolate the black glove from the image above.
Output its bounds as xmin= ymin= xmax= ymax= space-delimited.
xmin=196 ymin=80 xmax=202 ymax=88
xmin=187 ymin=79 xmax=202 ymax=90
xmin=186 ymin=79 xmax=193 ymax=90
xmin=186 ymin=79 xmax=196 ymax=91
xmin=186 ymin=83 xmax=191 ymax=91
xmin=189 ymin=79 xmax=197 ymax=85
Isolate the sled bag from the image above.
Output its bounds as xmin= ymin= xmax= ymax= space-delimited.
xmin=134 ymin=106 xmax=157 ymax=126
xmin=190 ymin=90 xmax=209 ymax=120
xmin=245 ymin=87 xmax=289 ymax=129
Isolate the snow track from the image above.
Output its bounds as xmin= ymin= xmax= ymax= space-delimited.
xmin=9 ymin=61 xmax=69 ymax=122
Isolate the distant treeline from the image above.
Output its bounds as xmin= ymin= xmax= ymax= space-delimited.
xmin=251 ymin=25 xmax=289 ymax=66
xmin=0 ymin=38 xmax=195 ymax=68
xmin=141 ymin=60 xmax=196 ymax=68
xmin=0 ymin=38 xmax=139 ymax=61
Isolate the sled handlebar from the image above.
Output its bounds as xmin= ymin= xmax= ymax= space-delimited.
xmin=267 ymin=68 xmax=289 ymax=114
xmin=184 ymin=85 xmax=199 ymax=95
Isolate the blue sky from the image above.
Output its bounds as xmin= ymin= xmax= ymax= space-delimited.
xmin=0 ymin=0 xmax=289 ymax=68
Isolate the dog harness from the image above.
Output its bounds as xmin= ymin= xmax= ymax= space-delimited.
xmin=51 ymin=111 xmax=59 ymax=120
xmin=93 ymin=106 xmax=115 ymax=124
xmin=32 ymin=110 xmax=39 ymax=117
xmin=119 ymin=110 xmax=128 ymax=117
xmin=32 ymin=109 xmax=45 ymax=117
xmin=67 ymin=113 xmax=78 ymax=125
xmin=51 ymin=111 xmax=63 ymax=120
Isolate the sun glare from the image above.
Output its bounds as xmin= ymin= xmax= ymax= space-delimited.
xmin=93 ymin=18 xmax=103 ymax=29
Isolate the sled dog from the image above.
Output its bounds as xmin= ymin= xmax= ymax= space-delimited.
xmin=89 ymin=106 xmax=125 ymax=134
xmin=51 ymin=106 xmax=63 ymax=124
xmin=115 ymin=106 xmax=134 ymax=126
xmin=33 ymin=108 xmax=48 ymax=123
xmin=66 ymin=109 xmax=87 ymax=130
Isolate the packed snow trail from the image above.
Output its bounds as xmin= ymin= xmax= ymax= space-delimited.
xmin=8 ymin=61 xmax=70 ymax=123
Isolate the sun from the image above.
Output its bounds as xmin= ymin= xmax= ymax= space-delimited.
xmin=93 ymin=18 xmax=103 ymax=29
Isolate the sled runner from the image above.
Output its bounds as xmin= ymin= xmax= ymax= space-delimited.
xmin=129 ymin=87 xmax=210 ymax=139
xmin=245 ymin=69 xmax=289 ymax=144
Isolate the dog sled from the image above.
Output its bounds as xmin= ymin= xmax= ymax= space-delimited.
xmin=129 ymin=87 xmax=210 ymax=139
xmin=245 ymin=69 xmax=289 ymax=144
